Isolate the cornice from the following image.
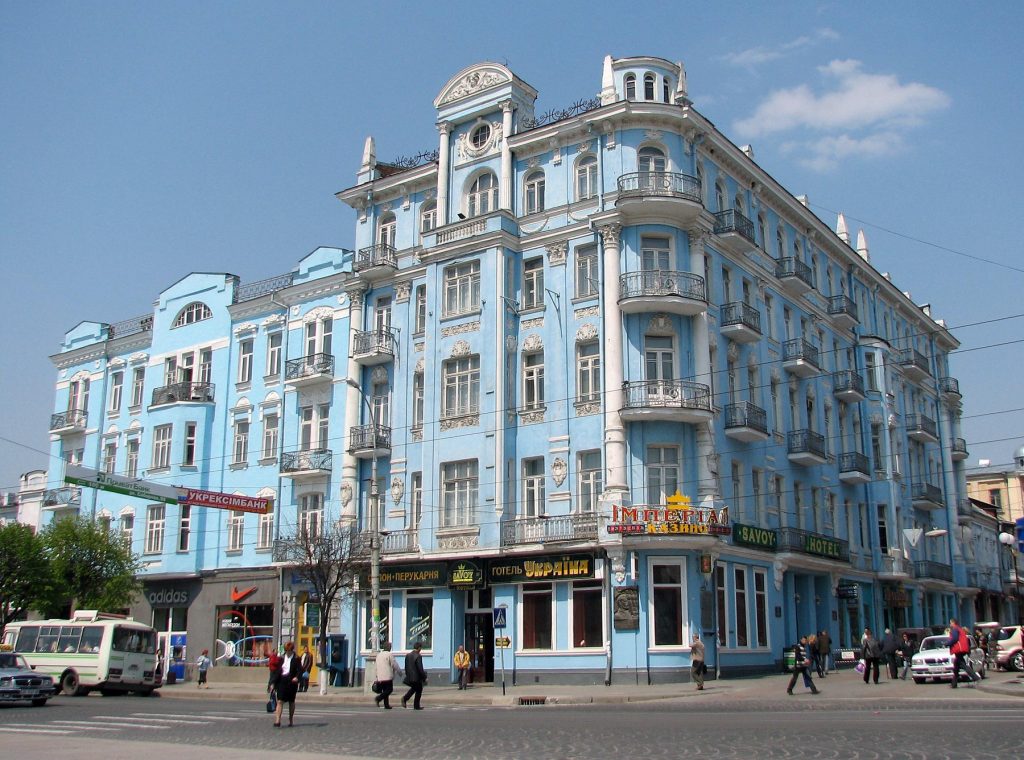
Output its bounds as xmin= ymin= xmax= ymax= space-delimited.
xmin=336 ymin=162 xmax=437 ymax=209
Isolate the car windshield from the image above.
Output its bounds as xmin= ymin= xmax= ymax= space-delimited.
xmin=920 ymin=637 xmax=951 ymax=651
xmin=0 ymin=653 xmax=28 ymax=669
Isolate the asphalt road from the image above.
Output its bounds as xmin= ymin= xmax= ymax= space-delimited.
xmin=1 ymin=693 xmax=1022 ymax=759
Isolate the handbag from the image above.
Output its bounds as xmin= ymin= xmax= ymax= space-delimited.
xmin=371 ymin=680 xmax=382 ymax=694
xmin=855 ymin=659 xmax=866 ymax=674
xmin=266 ymin=691 xmax=278 ymax=713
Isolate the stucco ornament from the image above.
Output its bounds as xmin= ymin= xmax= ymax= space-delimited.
xmin=451 ymin=340 xmax=472 ymax=358
xmin=340 ymin=481 xmax=353 ymax=508
xmin=438 ymin=67 xmax=511 ymax=105
xmin=576 ymin=323 xmax=598 ymax=342
xmin=390 ymin=477 xmax=404 ymax=505
xmin=551 ymin=457 xmax=567 ymax=487
xmin=522 ymin=334 xmax=543 ymax=353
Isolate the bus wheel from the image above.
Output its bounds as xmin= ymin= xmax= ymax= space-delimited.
xmin=100 ymin=689 xmax=119 ymax=697
xmin=61 ymin=671 xmax=87 ymax=697
xmin=135 ymin=688 xmax=154 ymax=697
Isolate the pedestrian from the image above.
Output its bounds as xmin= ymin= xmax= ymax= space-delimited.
xmin=947 ymin=617 xmax=978 ymax=688
xmin=806 ymin=633 xmax=823 ymax=678
xmin=453 ymin=644 xmax=471 ymax=690
xmin=195 ymin=648 xmax=211 ymax=689
xmin=298 ymin=646 xmax=313 ymax=693
xmin=898 ymin=632 xmax=916 ymax=680
xmin=881 ymin=628 xmax=899 ymax=679
xmin=861 ymin=628 xmax=882 ymax=684
xmin=786 ymin=635 xmax=820 ymax=695
xmin=374 ymin=642 xmax=403 ymax=709
xmin=271 ymin=641 xmax=301 ymax=727
xmin=267 ymin=644 xmax=283 ymax=692
xmin=691 ymin=632 xmax=706 ymax=691
xmin=817 ymin=629 xmax=832 ymax=676
xmin=401 ymin=641 xmax=428 ymax=710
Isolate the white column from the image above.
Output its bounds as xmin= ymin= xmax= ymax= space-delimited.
xmin=689 ymin=228 xmax=717 ymax=501
xmin=598 ymin=223 xmax=628 ymax=498
xmin=340 ymin=286 xmax=366 ymax=525
xmin=500 ymin=100 xmax=514 ymax=211
xmin=437 ymin=122 xmax=451 ymax=225
xmin=938 ymin=397 xmax=963 ymax=562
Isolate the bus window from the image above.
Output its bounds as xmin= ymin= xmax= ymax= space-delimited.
xmin=80 ymin=626 xmax=103 ymax=653
xmin=58 ymin=626 xmax=83 ymax=653
xmin=15 ymin=626 xmax=39 ymax=653
xmin=36 ymin=626 xmax=60 ymax=653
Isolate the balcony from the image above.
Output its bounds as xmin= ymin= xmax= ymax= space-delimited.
xmin=42 ymin=486 xmax=82 ymax=509
xmin=782 ymin=338 xmax=821 ymax=378
xmin=905 ymin=413 xmax=938 ymax=444
xmin=347 ymin=424 xmax=393 ymax=459
xmin=720 ymin=301 xmax=762 ymax=344
xmin=787 ymin=429 xmax=827 ymax=466
xmin=615 ymin=171 xmax=703 ymax=225
xmin=358 ymin=528 xmax=419 ymax=555
xmin=775 ymin=257 xmax=814 ymax=296
xmin=352 ymin=328 xmax=398 ymax=366
xmin=838 ymin=452 xmax=872 ymax=484
xmin=151 ymin=382 xmax=215 ymax=406
xmin=618 ymin=270 xmax=707 ymax=317
xmin=900 ymin=348 xmax=931 ymax=382
xmin=911 ymin=481 xmax=944 ymax=511
xmin=951 ymin=437 xmax=968 ymax=461
xmin=914 ymin=560 xmax=953 ymax=583
xmin=956 ymin=498 xmax=974 ymax=519
xmin=620 ymin=379 xmax=713 ymax=424
xmin=50 ymin=409 xmax=88 ymax=435
xmin=500 ymin=513 xmax=599 ymax=547
xmin=878 ymin=552 xmax=912 ymax=578
xmin=827 ymin=295 xmax=859 ymax=330
xmin=713 ymin=209 xmax=757 ymax=255
xmin=280 ymin=449 xmax=332 ymax=479
xmin=939 ymin=376 xmax=961 ymax=399
xmin=723 ymin=401 xmax=769 ymax=443
xmin=777 ymin=527 xmax=849 ymax=562
xmin=831 ymin=370 xmax=865 ymax=403
xmin=353 ymin=244 xmax=398 ymax=281
xmin=285 ymin=353 xmax=335 ymax=388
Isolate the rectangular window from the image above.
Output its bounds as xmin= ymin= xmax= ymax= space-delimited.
xmin=523 ymin=457 xmax=546 ymax=518
xmin=441 ymin=460 xmax=478 ymax=528
xmin=227 ymin=510 xmax=244 ymax=552
xmin=764 ymin=294 xmax=775 ymax=339
xmin=770 ymin=475 xmax=784 ymax=517
xmin=412 ymin=373 xmax=425 ymax=429
xmin=266 ymin=333 xmax=282 ymax=378
xmin=410 ymin=472 xmax=423 ymax=529
xmin=751 ymin=468 xmax=763 ymax=523
xmin=183 ymin=421 xmax=197 ymax=466
xmin=414 ymin=285 xmax=427 ymax=335
xmin=130 ymin=367 xmax=145 ymax=408
xmin=575 ymin=244 xmax=598 ymax=298
xmin=442 ymin=355 xmax=480 ymax=418
xmin=577 ymin=450 xmax=602 ymax=513
xmin=864 ymin=352 xmax=879 ymax=391
xmin=753 ymin=568 xmax=768 ymax=648
xmin=262 ymin=413 xmax=279 ymax=461
xmin=715 ymin=565 xmax=727 ymax=647
xmin=125 ymin=439 xmax=139 ymax=479
xmin=877 ymin=509 xmax=889 ymax=554
xmin=734 ymin=567 xmax=749 ymax=647
xmin=731 ymin=461 xmax=742 ymax=519
xmin=299 ymin=493 xmax=323 ymax=537
xmin=120 ymin=514 xmax=134 ymax=547
xmin=238 ymin=339 xmax=254 ymax=384
xmin=650 ymin=559 xmax=686 ymax=647
xmin=103 ymin=442 xmax=117 ymax=474
xmin=443 ymin=260 xmax=481 ymax=317
xmin=571 ymin=580 xmax=603 ymax=648
xmin=151 ymin=424 xmax=172 ymax=470
xmin=576 ymin=342 xmax=600 ymax=403
xmin=109 ymin=371 xmax=123 ymax=414
xmin=177 ymin=504 xmax=191 ymax=552
xmin=640 ymin=236 xmax=670 ymax=271
xmin=405 ymin=591 xmax=433 ymax=649
xmin=364 ymin=593 xmax=390 ymax=651
xmin=232 ymin=420 xmax=249 ymax=466
xmin=145 ymin=504 xmax=165 ymax=554
xmin=646 ymin=446 xmax=679 ymax=505
xmin=871 ymin=423 xmax=884 ymax=472
xmin=522 ymin=583 xmax=553 ymax=650
xmin=257 ymin=511 xmax=273 ymax=550
xmin=522 ymin=257 xmax=544 ymax=309
xmin=522 ymin=352 xmax=545 ymax=409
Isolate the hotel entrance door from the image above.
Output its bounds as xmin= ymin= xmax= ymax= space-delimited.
xmin=464 ymin=613 xmax=494 ymax=684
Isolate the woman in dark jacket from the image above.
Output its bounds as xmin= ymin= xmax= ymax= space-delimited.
xmin=271 ymin=641 xmax=301 ymax=727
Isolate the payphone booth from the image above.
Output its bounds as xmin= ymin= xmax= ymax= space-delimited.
xmin=168 ymin=632 xmax=187 ymax=682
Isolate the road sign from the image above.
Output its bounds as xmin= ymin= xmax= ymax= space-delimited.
xmin=495 ymin=636 xmax=511 ymax=648
xmin=493 ymin=607 xmax=507 ymax=629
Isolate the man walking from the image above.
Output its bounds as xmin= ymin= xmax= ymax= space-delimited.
xmin=786 ymin=635 xmax=820 ymax=695
xmin=402 ymin=641 xmax=428 ymax=709
xmin=881 ymin=628 xmax=899 ymax=680
xmin=195 ymin=649 xmax=211 ymax=689
xmin=691 ymin=632 xmax=706 ymax=691
xmin=453 ymin=644 xmax=471 ymax=690
xmin=298 ymin=646 xmax=313 ymax=693
xmin=374 ymin=642 xmax=402 ymax=709
xmin=817 ymin=629 xmax=831 ymax=676
xmin=861 ymin=629 xmax=882 ymax=684
xmin=948 ymin=617 xmax=976 ymax=688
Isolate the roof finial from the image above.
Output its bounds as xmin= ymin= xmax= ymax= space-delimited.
xmin=600 ymin=55 xmax=616 ymax=105
xmin=856 ymin=229 xmax=869 ymax=262
xmin=836 ymin=212 xmax=850 ymax=244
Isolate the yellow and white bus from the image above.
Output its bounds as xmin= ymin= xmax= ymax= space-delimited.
xmin=1 ymin=610 xmax=160 ymax=696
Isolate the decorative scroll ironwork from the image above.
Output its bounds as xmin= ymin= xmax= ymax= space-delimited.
xmin=519 ymin=98 xmax=602 ymax=130
xmin=280 ymin=449 xmax=333 ymax=474
xmin=50 ymin=409 xmax=88 ymax=431
xmin=348 ymin=424 xmax=392 ymax=453
xmin=234 ymin=272 xmax=295 ymax=303
xmin=285 ymin=353 xmax=335 ymax=382
xmin=151 ymin=381 xmax=215 ymax=406
xmin=108 ymin=315 xmax=153 ymax=339
xmin=380 ymin=149 xmax=440 ymax=171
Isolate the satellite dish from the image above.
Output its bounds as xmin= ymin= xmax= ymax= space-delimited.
xmin=925 ymin=528 xmax=948 ymax=538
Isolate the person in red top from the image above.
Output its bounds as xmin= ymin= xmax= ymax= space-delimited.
xmin=948 ymin=617 xmax=970 ymax=688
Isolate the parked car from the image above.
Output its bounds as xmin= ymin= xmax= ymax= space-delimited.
xmin=910 ymin=634 xmax=986 ymax=684
xmin=0 ymin=652 xmax=57 ymax=706
xmin=995 ymin=625 xmax=1023 ymax=671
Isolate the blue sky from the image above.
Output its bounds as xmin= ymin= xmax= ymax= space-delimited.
xmin=2 ymin=1 xmax=1022 ymax=493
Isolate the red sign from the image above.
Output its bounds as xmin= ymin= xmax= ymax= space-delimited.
xmin=231 ymin=585 xmax=258 ymax=603
xmin=178 ymin=488 xmax=272 ymax=514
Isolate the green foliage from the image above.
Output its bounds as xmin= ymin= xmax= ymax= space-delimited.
xmin=39 ymin=516 xmax=142 ymax=618
xmin=0 ymin=522 xmax=52 ymax=635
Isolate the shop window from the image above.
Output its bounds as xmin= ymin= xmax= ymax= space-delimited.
xmin=405 ymin=591 xmax=433 ymax=650
xmin=216 ymin=604 xmax=274 ymax=665
xmin=734 ymin=566 xmax=749 ymax=648
xmin=753 ymin=568 xmax=769 ymax=648
xmin=649 ymin=558 xmax=686 ymax=647
xmin=571 ymin=580 xmax=603 ymax=648
xmin=363 ymin=593 xmax=390 ymax=651
xmin=521 ymin=583 xmax=553 ymax=650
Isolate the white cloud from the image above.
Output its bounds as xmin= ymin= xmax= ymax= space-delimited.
xmin=721 ymin=28 xmax=839 ymax=68
xmin=782 ymin=132 xmax=906 ymax=172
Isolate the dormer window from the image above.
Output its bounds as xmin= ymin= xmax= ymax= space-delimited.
xmin=173 ymin=302 xmax=212 ymax=328
xmin=624 ymin=74 xmax=636 ymax=101
xmin=470 ymin=124 xmax=491 ymax=150
xmin=663 ymin=77 xmax=670 ymax=103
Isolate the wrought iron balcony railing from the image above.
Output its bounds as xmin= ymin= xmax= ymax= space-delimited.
xmin=352 ymin=327 xmax=398 ymax=357
xmin=911 ymin=481 xmax=943 ymax=504
xmin=788 ymin=429 xmax=826 ymax=460
xmin=783 ymin=338 xmax=820 ymax=368
xmin=50 ymin=409 xmax=88 ymax=431
xmin=43 ymin=486 xmax=82 ymax=507
xmin=778 ymin=527 xmax=849 ymax=562
xmin=775 ymin=257 xmax=814 ymax=290
xmin=914 ymin=560 xmax=953 ymax=582
xmin=838 ymin=451 xmax=871 ymax=476
xmin=233 ymin=272 xmax=295 ymax=303
xmin=617 ymin=171 xmax=702 ymax=202
xmin=939 ymin=376 xmax=961 ymax=397
xmin=619 ymin=270 xmax=707 ymax=302
xmin=359 ymin=528 xmax=419 ymax=554
xmin=285 ymin=353 xmax=335 ymax=382
xmin=713 ymin=209 xmax=756 ymax=243
xmin=623 ymin=379 xmax=712 ymax=413
xmin=905 ymin=413 xmax=938 ymax=439
xmin=900 ymin=348 xmax=931 ymax=377
xmin=280 ymin=449 xmax=332 ymax=474
xmin=724 ymin=402 xmax=768 ymax=434
xmin=832 ymin=369 xmax=865 ymax=397
xmin=827 ymin=294 xmax=859 ymax=322
xmin=354 ymin=244 xmax=397 ymax=273
xmin=951 ymin=437 xmax=968 ymax=459
xmin=720 ymin=301 xmax=761 ymax=333
xmin=108 ymin=314 xmax=153 ymax=338
xmin=151 ymin=382 xmax=215 ymax=406
xmin=348 ymin=424 xmax=392 ymax=452
xmin=501 ymin=513 xmax=600 ymax=547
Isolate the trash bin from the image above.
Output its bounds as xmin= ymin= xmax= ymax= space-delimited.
xmin=782 ymin=646 xmax=796 ymax=673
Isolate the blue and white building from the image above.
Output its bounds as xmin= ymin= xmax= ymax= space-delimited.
xmin=44 ymin=56 xmax=990 ymax=684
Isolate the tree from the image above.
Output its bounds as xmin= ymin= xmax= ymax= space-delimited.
xmin=273 ymin=524 xmax=365 ymax=694
xmin=0 ymin=522 xmax=52 ymax=636
xmin=39 ymin=516 xmax=142 ymax=617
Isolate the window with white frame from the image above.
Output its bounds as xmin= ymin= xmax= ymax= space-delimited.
xmin=232 ymin=420 xmax=249 ymax=466
xmin=412 ymin=372 xmax=424 ymax=429
xmin=151 ymin=424 xmax=172 ymax=470
xmin=624 ymin=73 xmax=636 ymax=100
xmin=524 ymin=170 xmax=545 ymax=215
xmin=68 ymin=377 xmax=89 ymax=413
xmin=177 ymin=504 xmax=191 ymax=552
xmin=715 ymin=565 xmax=728 ymax=646
xmin=103 ymin=441 xmax=117 ymax=474
xmin=571 ymin=580 xmax=603 ymax=648
xmin=262 ymin=412 xmax=279 ymax=461
xmin=734 ymin=566 xmax=749 ymax=647
xmin=120 ymin=513 xmax=134 ymax=546
xmin=378 ymin=212 xmax=397 ymax=248
xmin=304 ymin=315 xmax=333 ymax=361
xmin=130 ymin=366 xmax=145 ymax=408
xmin=641 ymin=235 xmax=670 ymax=272
xmin=266 ymin=332 xmax=282 ymax=378
xmin=410 ymin=472 xmax=422 ymax=529
xmin=237 ymin=339 xmax=253 ymax=384
xmin=575 ymin=244 xmax=598 ymax=298
xmin=753 ymin=568 xmax=769 ymax=648
xmin=145 ymin=504 xmax=165 ymax=554
xmin=576 ymin=341 xmax=600 ymax=403
xmin=662 ymin=76 xmax=670 ymax=103
xmin=522 ymin=458 xmax=545 ymax=518
xmin=442 ymin=355 xmax=479 ymax=418
xmin=125 ymin=439 xmax=140 ymax=479
xmin=467 ymin=173 xmax=497 ymax=217
xmin=374 ymin=296 xmax=392 ymax=332
xmin=649 ymin=558 xmax=686 ymax=647
xmin=521 ymin=582 xmax=553 ymax=650
xmin=183 ymin=421 xmax=197 ymax=466
xmin=173 ymin=302 xmax=212 ymax=327
xmin=441 ymin=459 xmax=478 ymax=527
xmin=227 ymin=510 xmax=245 ymax=551
xmin=638 ymin=147 xmax=666 ymax=177
xmin=257 ymin=510 xmax=273 ymax=550
xmin=414 ymin=285 xmax=427 ymax=335
xmin=577 ymin=450 xmax=602 ymax=513
xmin=443 ymin=260 xmax=480 ymax=316
xmin=576 ymin=156 xmax=598 ymax=200
xmin=751 ymin=468 xmax=764 ymax=523
xmin=522 ymin=257 xmax=544 ymax=309
xmin=522 ymin=351 xmax=544 ymax=410
xmin=646 ymin=445 xmax=679 ymax=505
xmin=643 ymin=72 xmax=656 ymax=100
xmin=372 ymin=379 xmax=390 ymax=426
xmin=715 ymin=180 xmax=727 ymax=213
xmin=109 ymin=371 xmax=123 ymax=414
xmin=420 ymin=201 xmax=436 ymax=234
xmin=298 ymin=492 xmax=323 ymax=538
xmin=405 ymin=590 xmax=433 ymax=649
xmin=299 ymin=404 xmax=329 ymax=450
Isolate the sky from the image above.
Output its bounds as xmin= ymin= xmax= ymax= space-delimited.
xmin=2 ymin=1 xmax=1023 ymax=495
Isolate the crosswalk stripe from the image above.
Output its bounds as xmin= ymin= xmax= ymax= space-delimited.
xmin=131 ymin=713 xmax=243 ymax=721
xmin=94 ymin=715 xmax=207 ymax=725
xmin=79 ymin=720 xmax=171 ymax=729
xmin=0 ymin=727 xmax=72 ymax=735
xmin=46 ymin=722 xmax=122 ymax=732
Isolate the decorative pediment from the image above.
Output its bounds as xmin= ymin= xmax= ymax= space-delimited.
xmin=436 ymin=64 xmax=513 ymax=106
xmin=576 ymin=323 xmax=598 ymax=342
xmin=233 ymin=322 xmax=258 ymax=337
xmin=522 ymin=334 xmax=543 ymax=353
xmin=303 ymin=305 xmax=335 ymax=323
xmin=451 ymin=340 xmax=472 ymax=358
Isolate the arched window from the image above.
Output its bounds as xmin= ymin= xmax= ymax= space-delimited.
xmin=644 ymin=73 xmax=656 ymax=101
xmin=378 ymin=212 xmax=396 ymax=248
xmin=758 ymin=213 xmax=769 ymax=250
xmin=173 ymin=302 xmax=212 ymax=328
xmin=524 ymin=170 xmax=545 ymax=215
xmin=715 ymin=181 xmax=727 ymax=213
xmin=735 ymin=193 xmax=746 ymax=216
xmin=776 ymin=226 xmax=785 ymax=259
xmin=663 ymin=77 xmax=671 ymax=103
xmin=467 ymin=172 xmax=498 ymax=217
xmin=696 ymin=161 xmax=705 ymax=202
xmin=624 ymin=73 xmax=636 ymax=101
xmin=420 ymin=201 xmax=436 ymax=234
xmin=576 ymin=155 xmax=598 ymax=200
xmin=638 ymin=146 xmax=666 ymax=174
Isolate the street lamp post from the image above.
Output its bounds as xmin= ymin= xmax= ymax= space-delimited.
xmin=999 ymin=532 xmax=1021 ymax=625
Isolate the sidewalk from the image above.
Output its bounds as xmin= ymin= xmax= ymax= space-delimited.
xmin=157 ymin=667 xmax=1024 ymax=706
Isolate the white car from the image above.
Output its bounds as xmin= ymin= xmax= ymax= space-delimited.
xmin=911 ymin=634 xmax=986 ymax=684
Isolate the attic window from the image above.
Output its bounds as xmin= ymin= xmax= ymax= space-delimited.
xmin=470 ymin=124 xmax=491 ymax=149
xmin=173 ymin=302 xmax=212 ymax=328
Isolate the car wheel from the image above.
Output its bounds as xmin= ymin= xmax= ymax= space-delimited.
xmin=135 ymin=688 xmax=154 ymax=697
xmin=913 ymin=677 xmax=925 ymax=684
xmin=1013 ymin=652 xmax=1024 ymax=672
xmin=61 ymin=671 xmax=87 ymax=697
xmin=31 ymin=698 xmax=48 ymax=707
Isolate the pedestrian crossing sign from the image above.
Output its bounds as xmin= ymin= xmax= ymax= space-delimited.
xmin=493 ymin=607 xmax=507 ymax=629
